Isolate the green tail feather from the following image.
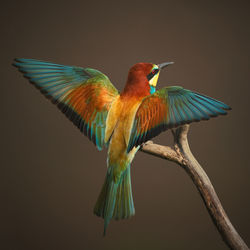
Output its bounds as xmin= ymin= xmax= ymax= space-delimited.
xmin=94 ymin=165 xmax=135 ymax=235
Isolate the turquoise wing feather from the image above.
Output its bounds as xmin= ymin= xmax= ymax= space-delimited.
xmin=13 ymin=58 xmax=119 ymax=150
xmin=127 ymin=86 xmax=231 ymax=152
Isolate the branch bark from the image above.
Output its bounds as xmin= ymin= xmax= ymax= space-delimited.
xmin=140 ymin=125 xmax=249 ymax=250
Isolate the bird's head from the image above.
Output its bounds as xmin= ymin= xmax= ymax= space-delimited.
xmin=123 ymin=62 xmax=174 ymax=97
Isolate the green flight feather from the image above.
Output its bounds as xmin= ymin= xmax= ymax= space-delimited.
xmin=127 ymin=86 xmax=231 ymax=152
xmin=13 ymin=58 xmax=119 ymax=151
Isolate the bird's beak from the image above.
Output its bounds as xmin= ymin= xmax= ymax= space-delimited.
xmin=158 ymin=62 xmax=174 ymax=69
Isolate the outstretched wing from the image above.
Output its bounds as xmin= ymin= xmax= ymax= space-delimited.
xmin=127 ymin=86 xmax=231 ymax=152
xmin=13 ymin=58 xmax=119 ymax=150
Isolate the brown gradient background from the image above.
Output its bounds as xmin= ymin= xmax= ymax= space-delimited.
xmin=1 ymin=0 xmax=250 ymax=249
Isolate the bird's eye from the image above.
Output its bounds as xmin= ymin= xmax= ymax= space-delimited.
xmin=151 ymin=68 xmax=159 ymax=76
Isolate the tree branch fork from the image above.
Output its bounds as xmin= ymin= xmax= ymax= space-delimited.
xmin=140 ymin=125 xmax=249 ymax=250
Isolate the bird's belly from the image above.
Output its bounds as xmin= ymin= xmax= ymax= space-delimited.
xmin=108 ymin=122 xmax=128 ymax=168
xmin=108 ymin=122 xmax=139 ymax=179
xmin=107 ymin=99 xmax=142 ymax=177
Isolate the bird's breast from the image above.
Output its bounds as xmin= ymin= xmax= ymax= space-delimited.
xmin=105 ymin=95 xmax=143 ymax=148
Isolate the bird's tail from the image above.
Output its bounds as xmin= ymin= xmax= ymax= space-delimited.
xmin=94 ymin=164 xmax=135 ymax=235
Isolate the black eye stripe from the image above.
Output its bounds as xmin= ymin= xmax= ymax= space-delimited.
xmin=147 ymin=68 xmax=159 ymax=81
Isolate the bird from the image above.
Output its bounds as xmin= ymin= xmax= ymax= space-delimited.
xmin=13 ymin=58 xmax=231 ymax=235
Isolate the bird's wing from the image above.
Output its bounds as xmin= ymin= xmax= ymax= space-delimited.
xmin=13 ymin=58 xmax=119 ymax=150
xmin=127 ymin=86 xmax=231 ymax=152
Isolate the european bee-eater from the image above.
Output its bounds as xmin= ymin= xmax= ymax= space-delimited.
xmin=13 ymin=58 xmax=231 ymax=235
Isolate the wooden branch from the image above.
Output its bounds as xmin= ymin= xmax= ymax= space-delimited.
xmin=140 ymin=125 xmax=249 ymax=250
